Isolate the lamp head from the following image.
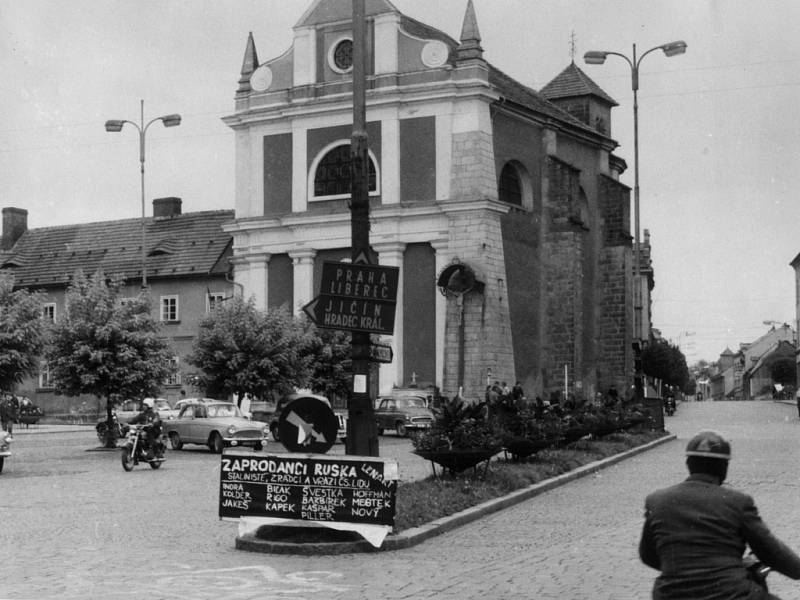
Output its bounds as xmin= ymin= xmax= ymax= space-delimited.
xmin=160 ymin=114 xmax=181 ymax=128
xmin=583 ymin=51 xmax=608 ymax=65
xmin=104 ymin=120 xmax=125 ymax=133
xmin=661 ymin=40 xmax=687 ymax=57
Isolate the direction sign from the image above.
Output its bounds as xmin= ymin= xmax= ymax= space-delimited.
xmin=303 ymin=295 xmax=396 ymax=335
xmin=369 ymin=342 xmax=393 ymax=364
xmin=320 ymin=261 xmax=399 ymax=303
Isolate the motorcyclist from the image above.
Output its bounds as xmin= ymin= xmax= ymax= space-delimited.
xmin=639 ymin=430 xmax=800 ymax=599
xmin=127 ymin=398 xmax=163 ymax=458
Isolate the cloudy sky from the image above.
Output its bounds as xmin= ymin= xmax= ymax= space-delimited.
xmin=2 ymin=0 xmax=799 ymax=362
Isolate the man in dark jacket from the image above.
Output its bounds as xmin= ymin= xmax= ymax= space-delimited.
xmin=639 ymin=430 xmax=800 ymax=599
xmin=128 ymin=398 xmax=163 ymax=456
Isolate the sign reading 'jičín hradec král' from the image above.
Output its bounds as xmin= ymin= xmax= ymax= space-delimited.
xmin=218 ymin=452 xmax=398 ymax=527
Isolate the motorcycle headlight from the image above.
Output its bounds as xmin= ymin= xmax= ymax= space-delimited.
xmin=227 ymin=425 xmax=237 ymax=435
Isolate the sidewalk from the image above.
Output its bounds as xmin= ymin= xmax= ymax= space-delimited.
xmin=9 ymin=423 xmax=94 ymax=435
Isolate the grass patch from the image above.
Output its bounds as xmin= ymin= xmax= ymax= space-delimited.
xmin=394 ymin=430 xmax=665 ymax=531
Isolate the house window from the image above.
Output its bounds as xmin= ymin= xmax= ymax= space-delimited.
xmin=160 ymin=295 xmax=179 ymax=322
xmin=39 ymin=362 xmax=54 ymax=388
xmin=311 ymin=142 xmax=378 ymax=201
xmin=164 ymin=356 xmax=181 ymax=386
xmin=42 ymin=303 xmax=57 ymax=323
xmin=207 ymin=292 xmax=226 ymax=313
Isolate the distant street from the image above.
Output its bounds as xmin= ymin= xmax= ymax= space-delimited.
xmin=2 ymin=401 xmax=799 ymax=600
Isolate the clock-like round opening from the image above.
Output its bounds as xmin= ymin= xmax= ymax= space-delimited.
xmin=331 ymin=38 xmax=353 ymax=73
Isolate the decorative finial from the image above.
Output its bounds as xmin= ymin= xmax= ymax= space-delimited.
xmin=570 ymin=31 xmax=577 ymax=62
xmin=237 ymin=32 xmax=259 ymax=93
xmin=457 ymin=0 xmax=484 ymax=62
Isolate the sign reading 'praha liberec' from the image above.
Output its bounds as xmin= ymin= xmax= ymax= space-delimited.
xmin=303 ymin=261 xmax=400 ymax=335
xmin=219 ymin=452 xmax=398 ymax=527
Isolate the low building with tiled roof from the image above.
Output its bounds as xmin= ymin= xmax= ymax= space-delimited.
xmin=222 ymin=0 xmax=642 ymax=402
xmin=0 ymin=199 xmax=234 ymax=419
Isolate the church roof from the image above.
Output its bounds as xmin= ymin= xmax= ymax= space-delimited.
xmin=1 ymin=210 xmax=234 ymax=288
xmin=295 ymin=0 xmax=398 ymax=28
xmin=540 ymin=61 xmax=618 ymax=106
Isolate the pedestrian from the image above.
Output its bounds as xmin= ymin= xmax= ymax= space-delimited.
xmin=0 ymin=394 xmax=19 ymax=439
xmin=511 ymin=381 xmax=524 ymax=401
xmin=639 ymin=430 xmax=800 ymax=599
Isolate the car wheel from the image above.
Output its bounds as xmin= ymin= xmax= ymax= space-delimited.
xmin=209 ymin=432 xmax=225 ymax=454
xmin=270 ymin=424 xmax=280 ymax=442
xmin=169 ymin=432 xmax=183 ymax=451
xmin=0 ymin=456 xmax=4 ymax=473
xmin=253 ymin=442 xmax=263 ymax=451
xmin=396 ymin=422 xmax=407 ymax=437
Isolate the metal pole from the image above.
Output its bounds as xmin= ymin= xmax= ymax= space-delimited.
xmin=347 ymin=0 xmax=379 ymax=457
xmin=139 ymin=99 xmax=147 ymax=289
xmin=631 ymin=44 xmax=644 ymax=402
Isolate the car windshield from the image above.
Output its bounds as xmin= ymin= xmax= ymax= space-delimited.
xmin=398 ymin=398 xmax=426 ymax=408
xmin=207 ymin=404 xmax=242 ymax=418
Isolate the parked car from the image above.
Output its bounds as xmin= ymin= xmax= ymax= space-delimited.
xmin=247 ymin=401 xmax=276 ymax=424
xmin=149 ymin=398 xmax=178 ymax=421
xmin=108 ymin=398 xmax=176 ymax=424
xmin=163 ymin=401 xmax=269 ymax=453
xmin=269 ymin=393 xmax=347 ymax=444
xmin=375 ymin=395 xmax=435 ymax=437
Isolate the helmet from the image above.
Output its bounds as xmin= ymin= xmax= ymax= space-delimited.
xmin=142 ymin=398 xmax=155 ymax=409
xmin=685 ymin=430 xmax=731 ymax=460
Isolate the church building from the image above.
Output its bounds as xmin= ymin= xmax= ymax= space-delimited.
xmin=222 ymin=0 xmax=636 ymax=401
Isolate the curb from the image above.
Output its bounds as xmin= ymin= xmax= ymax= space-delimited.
xmin=236 ymin=433 xmax=677 ymax=555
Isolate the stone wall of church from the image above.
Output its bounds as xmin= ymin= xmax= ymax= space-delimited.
xmin=596 ymin=174 xmax=633 ymax=394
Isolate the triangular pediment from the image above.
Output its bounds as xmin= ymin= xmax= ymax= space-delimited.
xmin=295 ymin=0 xmax=399 ymax=28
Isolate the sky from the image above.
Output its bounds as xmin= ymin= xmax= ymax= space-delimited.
xmin=2 ymin=0 xmax=800 ymax=364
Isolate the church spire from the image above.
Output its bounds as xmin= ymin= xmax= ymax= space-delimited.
xmin=457 ymin=0 xmax=484 ymax=62
xmin=237 ymin=32 xmax=259 ymax=93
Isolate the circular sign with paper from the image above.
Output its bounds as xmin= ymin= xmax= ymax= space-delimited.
xmin=277 ymin=394 xmax=339 ymax=454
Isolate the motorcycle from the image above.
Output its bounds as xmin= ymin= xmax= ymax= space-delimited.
xmin=0 ymin=430 xmax=11 ymax=474
xmin=96 ymin=411 xmax=129 ymax=445
xmin=121 ymin=424 xmax=165 ymax=471
xmin=664 ymin=396 xmax=676 ymax=417
xmin=744 ymin=553 xmax=771 ymax=593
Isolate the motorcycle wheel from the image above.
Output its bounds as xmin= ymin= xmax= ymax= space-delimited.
xmin=121 ymin=446 xmax=135 ymax=471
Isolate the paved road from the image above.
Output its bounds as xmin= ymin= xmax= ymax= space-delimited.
xmin=1 ymin=401 xmax=799 ymax=600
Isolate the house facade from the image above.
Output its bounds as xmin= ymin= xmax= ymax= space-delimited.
xmin=222 ymin=0 xmax=638 ymax=402
xmin=0 ymin=199 xmax=234 ymax=419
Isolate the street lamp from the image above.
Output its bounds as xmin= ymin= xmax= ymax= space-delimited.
xmin=584 ymin=41 xmax=686 ymax=400
xmin=105 ymin=100 xmax=181 ymax=289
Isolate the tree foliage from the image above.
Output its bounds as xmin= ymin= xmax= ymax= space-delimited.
xmin=46 ymin=271 xmax=175 ymax=444
xmin=306 ymin=326 xmax=352 ymax=401
xmin=642 ymin=338 xmax=692 ymax=394
xmin=189 ymin=299 xmax=318 ymax=403
xmin=0 ymin=274 xmax=46 ymax=391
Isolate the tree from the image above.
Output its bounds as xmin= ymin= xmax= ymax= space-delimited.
xmin=306 ymin=326 xmax=352 ymax=402
xmin=189 ymin=298 xmax=316 ymax=404
xmin=46 ymin=271 xmax=175 ymax=447
xmin=0 ymin=274 xmax=46 ymax=391
xmin=642 ymin=338 xmax=692 ymax=394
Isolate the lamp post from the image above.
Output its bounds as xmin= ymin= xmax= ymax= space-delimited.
xmin=584 ymin=41 xmax=686 ymax=400
xmin=105 ymin=100 xmax=181 ymax=289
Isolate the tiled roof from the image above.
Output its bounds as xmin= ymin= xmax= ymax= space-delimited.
xmin=487 ymin=64 xmax=603 ymax=137
xmin=1 ymin=210 xmax=234 ymax=288
xmin=540 ymin=61 xmax=618 ymax=106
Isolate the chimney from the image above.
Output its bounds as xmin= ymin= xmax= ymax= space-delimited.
xmin=2 ymin=207 xmax=28 ymax=251
xmin=153 ymin=197 xmax=182 ymax=220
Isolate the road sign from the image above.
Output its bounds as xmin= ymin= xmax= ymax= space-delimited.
xmin=369 ymin=342 xmax=393 ymax=364
xmin=320 ymin=261 xmax=399 ymax=303
xmin=303 ymin=295 xmax=396 ymax=335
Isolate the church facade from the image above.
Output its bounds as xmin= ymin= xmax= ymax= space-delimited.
xmin=223 ymin=0 xmax=636 ymax=402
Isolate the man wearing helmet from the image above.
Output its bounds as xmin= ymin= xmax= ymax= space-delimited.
xmin=639 ymin=430 xmax=800 ymax=599
xmin=128 ymin=398 xmax=163 ymax=457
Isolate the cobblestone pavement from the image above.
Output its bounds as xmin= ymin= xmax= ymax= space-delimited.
xmin=2 ymin=401 xmax=799 ymax=600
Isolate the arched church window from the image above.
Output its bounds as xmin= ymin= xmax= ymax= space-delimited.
xmin=498 ymin=161 xmax=534 ymax=210
xmin=312 ymin=143 xmax=378 ymax=200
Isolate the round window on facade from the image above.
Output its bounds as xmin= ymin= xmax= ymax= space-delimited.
xmin=330 ymin=38 xmax=354 ymax=73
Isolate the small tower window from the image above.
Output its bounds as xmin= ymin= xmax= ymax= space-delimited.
xmin=499 ymin=163 xmax=523 ymax=206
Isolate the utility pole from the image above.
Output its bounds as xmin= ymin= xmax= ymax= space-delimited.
xmin=347 ymin=0 xmax=379 ymax=457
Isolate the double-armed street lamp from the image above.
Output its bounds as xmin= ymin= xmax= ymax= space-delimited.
xmin=584 ymin=41 xmax=686 ymax=400
xmin=105 ymin=100 xmax=181 ymax=289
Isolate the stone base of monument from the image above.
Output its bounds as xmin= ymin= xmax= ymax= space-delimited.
xmin=236 ymin=524 xmax=385 ymax=555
